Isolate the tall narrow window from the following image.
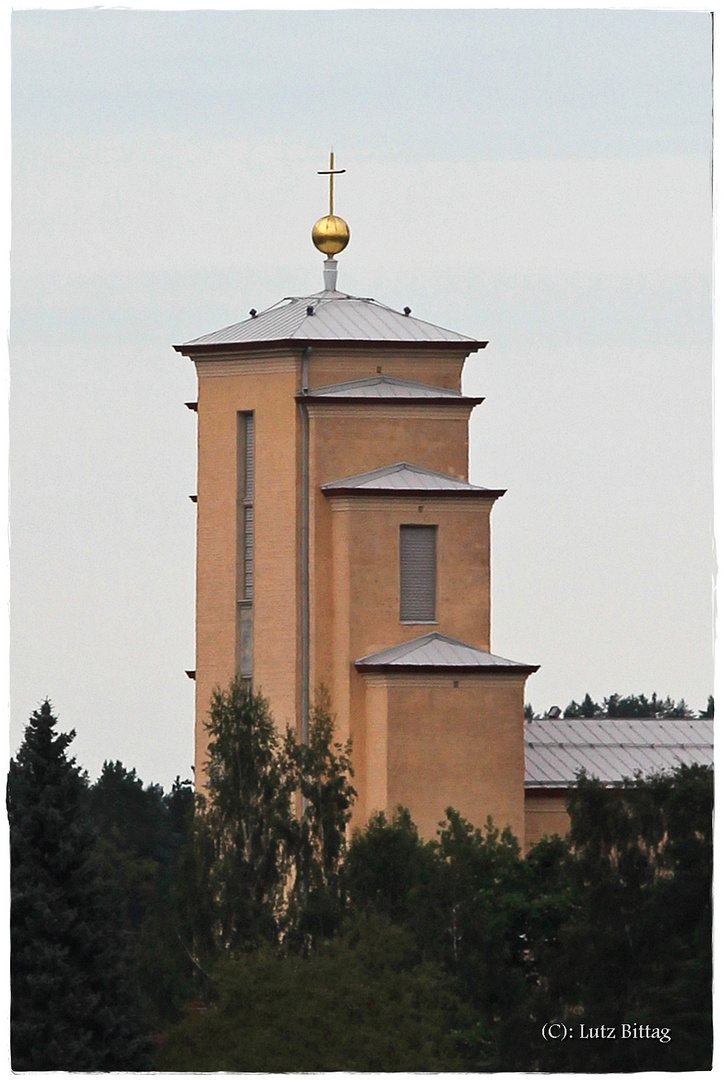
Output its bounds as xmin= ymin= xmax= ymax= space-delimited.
xmin=242 ymin=412 xmax=254 ymax=599
xmin=237 ymin=413 xmax=254 ymax=677
xmin=400 ymin=525 xmax=436 ymax=623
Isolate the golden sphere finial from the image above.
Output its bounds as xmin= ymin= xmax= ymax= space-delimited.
xmin=312 ymin=214 xmax=350 ymax=256
xmin=314 ymin=151 xmax=350 ymax=257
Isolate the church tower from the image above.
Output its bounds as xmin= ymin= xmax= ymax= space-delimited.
xmin=175 ymin=156 xmax=538 ymax=842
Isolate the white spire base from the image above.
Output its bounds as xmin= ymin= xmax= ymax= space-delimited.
xmin=323 ymin=258 xmax=338 ymax=291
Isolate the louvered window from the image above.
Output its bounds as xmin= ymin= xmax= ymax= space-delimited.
xmin=237 ymin=413 xmax=254 ymax=680
xmin=241 ymin=414 xmax=254 ymax=601
xmin=400 ymin=525 xmax=436 ymax=622
xmin=243 ymin=414 xmax=254 ymax=501
xmin=243 ymin=505 xmax=254 ymax=599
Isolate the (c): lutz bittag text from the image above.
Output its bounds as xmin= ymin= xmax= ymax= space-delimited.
xmin=542 ymin=1022 xmax=671 ymax=1043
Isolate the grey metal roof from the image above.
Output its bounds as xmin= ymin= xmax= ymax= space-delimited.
xmin=356 ymin=632 xmax=539 ymax=673
xmin=302 ymin=375 xmax=473 ymax=400
xmin=321 ymin=462 xmax=505 ymax=497
xmin=176 ymin=290 xmax=485 ymax=351
xmin=524 ymin=719 xmax=713 ymax=788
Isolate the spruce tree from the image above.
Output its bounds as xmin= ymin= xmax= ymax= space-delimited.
xmin=88 ymin=763 xmax=196 ymax=1026
xmin=8 ymin=701 xmax=153 ymax=1070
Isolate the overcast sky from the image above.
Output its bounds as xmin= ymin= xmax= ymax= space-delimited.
xmin=10 ymin=7 xmax=713 ymax=790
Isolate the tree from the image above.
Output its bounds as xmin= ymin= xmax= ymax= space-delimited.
xmin=344 ymin=807 xmax=575 ymax=1070
xmin=182 ymin=679 xmax=356 ymax=966
xmin=433 ymin=811 xmax=579 ymax=1070
xmin=699 ymin=695 xmax=714 ymax=717
xmin=539 ymin=765 xmax=714 ymax=1071
xmin=159 ymin=916 xmax=477 ymax=1072
xmin=89 ymin=761 xmax=167 ymax=858
xmin=282 ymin=694 xmax=356 ymax=949
xmin=8 ymin=701 xmax=153 ymax=1070
xmin=564 ymin=693 xmax=601 ymax=717
xmin=184 ymin=680 xmax=294 ymax=963
xmin=343 ymin=780 xmax=711 ymax=1072
xmin=88 ymin=763 xmax=196 ymax=1026
xmin=559 ymin=692 xmax=703 ymax=719
xmin=344 ymin=807 xmax=443 ymax=940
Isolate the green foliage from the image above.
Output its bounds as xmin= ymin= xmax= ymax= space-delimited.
xmin=699 ymin=694 xmax=714 ymax=717
xmin=89 ymin=760 xmax=168 ymax=862
xmin=282 ymin=693 xmax=356 ymax=949
xmin=344 ymin=807 xmax=441 ymax=931
xmin=12 ymin=690 xmax=709 ymax=1070
xmin=440 ymin=816 xmax=523 ymax=994
xmin=88 ymin=763 xmax=196 ymax=1026
xmin=343 ymin=774 xmax=711 ymax=1072
xmin=604 ymin=692 xmax=693 ymax=718
xmin=537 ymin=692 xmax=710 ymax=719
xmin=183 ymin=679 xmax=355 ymax=966
xmin=564 ymin=692 xmax=602 ymax=717
xmin=542 ymin=765 xmax=713 ymax=1071
xmin=184 ymin=680 xmax=293 ymax=961
xmin=8 ymin=702 xmax=153 ymax=1070
xmin=344 ymin=807 xmax=577 ymax=1069
xmin=560 ymin=692 xmax=700 ymax=719
xmin=159 ymin=916 xmax=477 ymax=1072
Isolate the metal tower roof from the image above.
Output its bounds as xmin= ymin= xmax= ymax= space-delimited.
xmin=176 ymin=290 xmax=487 ymax=352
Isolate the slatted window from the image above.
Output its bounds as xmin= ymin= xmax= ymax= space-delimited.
xmin=243 ymin=505 xmax=254 ymax=599
xmin=240 ymin=414 xmax=254 ymax=601
xmin=243 ymin=414 xmax=254 ymax=501
xmin=237 ymin=413 xmax=255 ymax=680
xmin=400 ymin=525 xmax=436 ymax=622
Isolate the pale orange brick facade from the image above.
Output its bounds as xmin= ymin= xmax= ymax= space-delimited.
xmin=524 ymin=790 xmax=571 ymax=849
xmin=365 ymin=673 xmax=527 ymax=841
xmin=193 ymin=352 xmax=302 ymax=774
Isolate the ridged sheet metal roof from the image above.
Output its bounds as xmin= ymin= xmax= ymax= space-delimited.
xmin=356 ymin=632 xmax=538 ymax=671
xmin=305 ymin=375 xmax=466 ymax=399
xmin=179 ymin=290 xmax=482 ymax=349
xmin=321 ymin=461 xmax=503 ymax=495
xmin=525 ymin=719 xmax=713 ymax=787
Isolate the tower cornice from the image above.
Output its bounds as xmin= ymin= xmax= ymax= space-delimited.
xmin=176 ymin=338 xmax=486 ymax=358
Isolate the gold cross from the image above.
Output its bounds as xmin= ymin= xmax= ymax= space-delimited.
xmin=317 ymin=151 xmax=346 ymax=217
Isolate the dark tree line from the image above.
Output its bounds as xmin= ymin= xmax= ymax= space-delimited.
xmin=8 ymin=703 xmax=157 ymax=1070
xmin=9 ymin=686 xmax=713 ymax=1071
xmin=525 ymin=692 xmax=713 ymax=720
